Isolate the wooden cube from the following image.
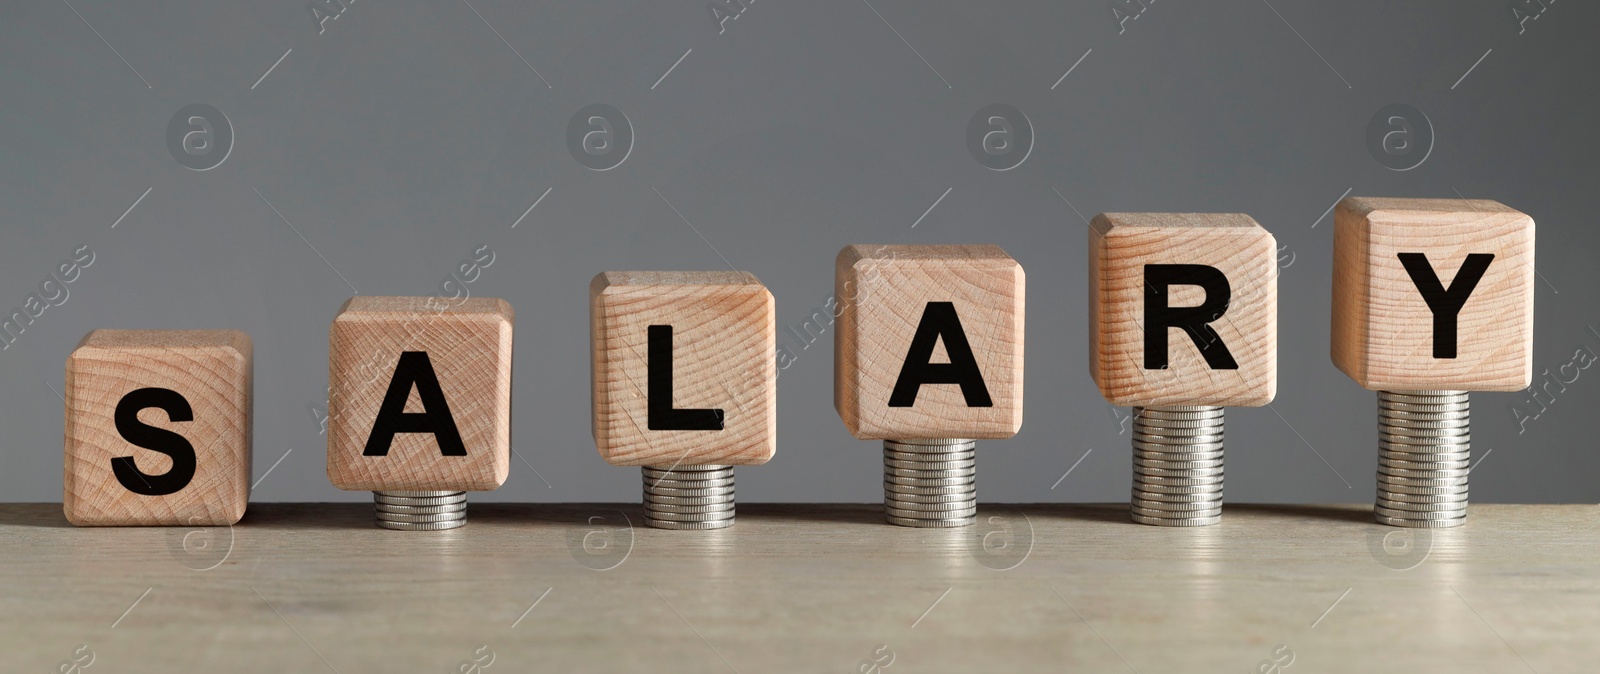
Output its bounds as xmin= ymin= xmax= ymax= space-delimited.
xmin=327 ymin=296 xmax=513 ymax=491
xmin=590 ymin=272 xmax=776 ymax=466
xmin=1332 ymin=197 xmax=1534 ymax=391
xmin=834 ymin=245 xmax=1024 ymax=440
xmin=1089 ymin=213 xmax=1278 ymax=407
xmin=64 ymin=330 xmax=252 ymax=526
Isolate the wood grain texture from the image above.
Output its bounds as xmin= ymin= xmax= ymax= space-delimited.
xmin=1089 ymin=213 xmax=1278 ymax=407
xmin=1331 ymin=197 xmax=1534 ymax=391
xmin=834 ymin=245 xmax=1024 ymax=440
xmin=327 ymin=296 xmax=513 ymax=491
xmin=590 ymin=271 xmax=776 ymax=466
xmin=3 ymin=503 xmax=1597 ymax=673
xmin=63 ymin=330 xmax=252 ymax=526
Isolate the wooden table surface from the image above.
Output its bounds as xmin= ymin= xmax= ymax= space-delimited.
xmin=2 ymin=503 xmax=1595 ymax=673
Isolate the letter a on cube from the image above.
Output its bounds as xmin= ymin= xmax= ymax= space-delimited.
xmin=834 ymin=245 xmax=1025 ymax=440
xmin=327 ymin=296 xmax=513 ymax=491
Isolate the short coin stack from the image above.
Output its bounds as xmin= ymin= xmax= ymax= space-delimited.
xmin=642 ymin=465 xmax=735 ymax=530
xmin=374 ymin=491 xmax=467 ymax=531
xmin=1131 ymin=406 xmax=1224 ymax=527
xmin=1375 ymin=390 xmax=1470 ymax=528
xmin=883 ymin=439 xmax=977 ymax=528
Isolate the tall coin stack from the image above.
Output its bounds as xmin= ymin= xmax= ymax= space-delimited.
xmin=642 ymin=465 xmax=735 ymax=530
xmin=1375 ymin=390 xmax=1470 ymax=528
xmin=1131 ymin=406 xmax=1224 ymax=527
xmin=374 ymin=491 xmax=467 ymax=530
xmin=883 ymin=439 xmax=978 ymax=528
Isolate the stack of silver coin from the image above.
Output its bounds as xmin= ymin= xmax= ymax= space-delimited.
xmin=373 ymin=491 xmax=467 ymax=530
xmin=883 ymin=439 xmax=977 ymax=528
xmin=1131 ymin=406 xmax=1224 ymax=527
xmin=642 ymin=465 xmax=735 ymax=530
xmin=1376 ymin=390 xmax=1470 ymax=528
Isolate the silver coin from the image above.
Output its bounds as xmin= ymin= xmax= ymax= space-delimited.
xmin=1135 ymin=475 xmax=1225 ymax=487
xmin=884 ymin=481 xmax=976 ymax=495
xmin=885 ymin=498 xmax=978 ymax=512
xmin=1134 ymin=440 xmax=1227 ymax=454
xmin=1133 ymin=489 xmax=1223 ymax=503
xmin=1136 ymin=465 xmax=1225 ymax=478
xmin=640 ymin=489 xmax=732 ymax=502
xmin=376 ymin=503 xmax=467 ymax=515
xmin=1126 ymin=429 xmax=1222 ymax=445
xmin=1135 ymin=406 xmax=1224 ymax=418
xmin=883 ymin=458 xmax=976 ymax=471
xmin=883 ymin=448 xmax=975 ymax=461
xmin=1376 ymin=498 xmax=1468 ymax=512
xmin=1134 ymin=457 xmax=1227 ymax=471
xmin=1378 ymin=466 xmax=1473 ymax=480
xmin=375 ymin=512 xmax=468 ymax=523
xmin=1378 ymin=483 xmax=1470 ymax=496
xmin=377 ymin=519 xmax=467 ymax=531
xmin=643 ymin=464 xmax=732 ymax=473
xmin=1374 ymin=505 xmax=1469 ymax=520
xmin=1374 ymin=513 xmax=1464 ymax=528
xmin=1380 ymin=449 xmax=1473 ymax=462
xmin=886 ymin=505 xmax=977 ymax=519
xmin=647 ymin=517 xmax=734 ymax=530
xmin=1131 ymin=513 xmax=1221 ymax=527
xmin=645 ymin=509 xmax=735 ymax=522
xmin=886 ymin=492 xmax=976 ymax=505
xmin=645 ymin=503 xmax=735 ymax=515
xmin=1131 ymin=481 xmax=1225 ymax=495
xmin=645 ymin=485 xmax=737 ymax=499
xmin=886 ymin=515 xmax=975 ymax=528
xmin=1379 ymin=457 xmax=1472 ymax=472
xmin=1132 ymin=497 xmax=1221 ymax=511
xmin=378 ymin=490 xmax=462 ymax=498
xmin=374 ymin=494 xmax=467 ymax=506
xmin=1132 ymin=505 xmax=1222 ymax=518
xmin=1135 ymin=448 xmax=1226 ymax=460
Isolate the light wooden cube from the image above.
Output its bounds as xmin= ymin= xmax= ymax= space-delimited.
xmin=64 ymin=330 xmax=252 ymax=526
xmin=1332 ymin=197 xmax=1534 ymax=391
xmin=1089 ymin=213 xmax=1278 ymax=407
xmin=590 ymin=272 xmax=776 ymax=466
xmin=834 ymin=245 xmax=1024 ymax=440
xmin=327 ymin=296 xmax=513 ymax=491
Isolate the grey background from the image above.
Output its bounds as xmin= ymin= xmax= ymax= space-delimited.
xmin=1 ymin=0 xmax=1595 ymax=505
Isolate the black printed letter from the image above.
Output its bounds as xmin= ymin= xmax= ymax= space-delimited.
xmin=647 ymin=325 xmax=724 ymax=430
xmin=111 ymin=388 xmax=196 ymax=496
xmin=363 ymin=351 xmax=468 ymax=456
xmin=1398 ymin=252 xmax=1494 ymax=359
xmin=1144 ymin=264 xmax=1239 ymax=370
xmin=888 ymin=302 xmax=993 ymax=407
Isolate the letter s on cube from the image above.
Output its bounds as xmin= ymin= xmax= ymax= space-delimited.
xmin=64 ymin=329 xmax=252 ymax=526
